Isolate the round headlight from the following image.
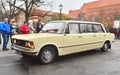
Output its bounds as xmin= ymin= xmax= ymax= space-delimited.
xmin=14 ymin=39 xmax=16 ymax=44
xmin=25 ymin=42 xmax=29 ymax=47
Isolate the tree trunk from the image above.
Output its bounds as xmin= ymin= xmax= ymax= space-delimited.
xmin=25 ymin=0 xmax=29 ymax=25
xmin=25 ymin=13 xmax=29 ymax=26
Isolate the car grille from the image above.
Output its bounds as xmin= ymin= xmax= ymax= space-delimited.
xmin=16 ymin=40 xmax=26 ymax=47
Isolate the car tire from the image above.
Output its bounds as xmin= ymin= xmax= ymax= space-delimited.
xmin=38 ymin=46 xmax=56 ymax=64
xmin=101 ymin=42 xmax=109 ymax=52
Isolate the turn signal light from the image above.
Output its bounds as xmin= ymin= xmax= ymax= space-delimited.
xmin=29 ymin=42 xmax=34 ymax=49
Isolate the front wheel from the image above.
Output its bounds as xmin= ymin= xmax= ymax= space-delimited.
xmin=101 ymin=42 xmax=109 ymax=52
xmin=38 ymin=46 xmax=56 ymax=64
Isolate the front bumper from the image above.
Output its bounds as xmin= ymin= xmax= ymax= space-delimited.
xmin=13 ymin=46 xmax=38 ymax=56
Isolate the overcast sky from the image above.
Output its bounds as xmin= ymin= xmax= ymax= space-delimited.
xmin=15 ymin=0 xmax=97 ymax=14
xmin=41 ymin=0 xmax=97 ymax=14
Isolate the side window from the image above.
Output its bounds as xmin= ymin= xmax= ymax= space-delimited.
xmin=93 ymin=24 xmax=104 ymax=33
xmin=86 ymin=24 xmax=93 ymax=32
xmin=68 ymin=23 xmax=79 ymax=34
xmin=80 ymin=23 xmax=86 ymax=33
xmin=80 ymin=23 xmax=93 ymax=33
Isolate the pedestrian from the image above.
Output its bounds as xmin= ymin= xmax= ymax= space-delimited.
xmin=10 ymin=20 xmax=19 ymax=49
xmin=118 ymin=27 xmax=120 ymax=39
xmin=115 ymin=28 xmax=119 ymax=39
xmin=110 ymin=26 xmax=115 ymax=34
xmin=36 ymin=20 xmax=43 ymax=33
xmin=29 ymin=21 xmax=35 ymax=34
xmin=0 ymin=33 xmax=1 ymax=44
xmin=20 ymin=21 xmax=29 ymax=34
xmin=0 ymin=18 xmax=11 ymax=51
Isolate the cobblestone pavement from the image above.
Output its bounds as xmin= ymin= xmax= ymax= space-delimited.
xmin=0 ymin=50 xmax=16 ymax=57
xmin=0 ymin=38 xmax=120 ymax=75
xmin=0 ymin=37 xmax=16 ymax=57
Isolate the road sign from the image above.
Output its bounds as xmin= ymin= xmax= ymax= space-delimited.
xmin=33 ymin=14 xmax=38 ymax=22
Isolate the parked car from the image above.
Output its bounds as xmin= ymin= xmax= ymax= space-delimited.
xmin=12 ymin=20 xmax=115 ymax=64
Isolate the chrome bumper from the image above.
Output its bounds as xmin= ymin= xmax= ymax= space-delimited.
xmin=13 ymin=46 xmax=38 ymax=55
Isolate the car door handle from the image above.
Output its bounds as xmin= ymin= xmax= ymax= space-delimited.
xmin=78 ymin=36 xmax=82 ymax=38
xmin=103 ymin=34 xmax=106 ymax=36
xmin=93 ymin=35 xmax=96 ymax=37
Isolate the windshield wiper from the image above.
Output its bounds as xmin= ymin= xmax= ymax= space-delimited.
xmin=40 ymin=30 xmax=48 ymax=33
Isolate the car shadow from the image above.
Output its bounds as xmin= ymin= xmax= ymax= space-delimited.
xmin=18 ymin=49 xmax=111 ymax=66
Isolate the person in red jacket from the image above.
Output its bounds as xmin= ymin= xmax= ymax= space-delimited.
xmin=20 ymin=22 xmax=29 ymax=34
xmin=115 ymin=28 xmax=119 ymax=39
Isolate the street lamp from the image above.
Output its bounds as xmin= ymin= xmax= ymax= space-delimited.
xmin=59 ymin=4 xmax=63 ymax=20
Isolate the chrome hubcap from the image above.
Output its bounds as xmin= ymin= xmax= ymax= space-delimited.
xmin=42 ymin=50 xmax=52 ymax=62
xmin=104 ymin=44 xmax=108 ymax=50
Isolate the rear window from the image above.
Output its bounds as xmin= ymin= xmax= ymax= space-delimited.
xmin=93 ymin=24 xmax=104 ymax=33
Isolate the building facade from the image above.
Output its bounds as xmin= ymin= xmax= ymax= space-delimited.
xmin=69 ymin=0 xmax=120 ymax=31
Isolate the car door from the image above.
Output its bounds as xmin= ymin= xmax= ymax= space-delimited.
xmin=80 ymin=23 xmax=96 ymax=51
xmin=63 ymin=23 xmax=82 ymax=55
xmin=93 ymin=24 xmax=106 ymax=48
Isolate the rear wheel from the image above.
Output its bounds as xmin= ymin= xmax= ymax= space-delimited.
xmin=101 ymin=42 xmax=109 ymax=52
xmin=38 ymin=46 xmax=56 ymax=64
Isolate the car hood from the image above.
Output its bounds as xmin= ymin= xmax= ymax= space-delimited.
xmin=12 ymin=33 xmax=62 ymax=40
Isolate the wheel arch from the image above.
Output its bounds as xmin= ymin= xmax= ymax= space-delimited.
xmin=39 ymin=44 xmax=59 ymax=56
xmin=104 ymin=40 xmax=111 ymax=49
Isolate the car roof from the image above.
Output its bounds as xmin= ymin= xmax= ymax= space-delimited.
xmin=50 ymin=20 xmax=102 ymax=25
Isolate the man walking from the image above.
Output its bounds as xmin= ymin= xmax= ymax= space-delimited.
xmin=36 ymin=20 xmax=43 ymax=33
xmin=0 ymin=18 xmax=11 ymax=51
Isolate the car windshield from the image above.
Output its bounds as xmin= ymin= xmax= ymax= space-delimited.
xmin=41 ymin=22 xmax=66 ymax=34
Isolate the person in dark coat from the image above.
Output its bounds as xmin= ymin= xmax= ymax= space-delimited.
xmin=118 ymin=27 xmax=120 ymax=39
xmin=36 ymin=20 xmax=43 ymax=33
xmin=110 ymin=27 xmax=115 ymax=34
xmin=10 ymin=20 xmax=19 ymax=49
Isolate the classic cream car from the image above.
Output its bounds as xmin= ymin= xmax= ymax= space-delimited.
xmin=12 ymin=21 xmax=115 ymax=64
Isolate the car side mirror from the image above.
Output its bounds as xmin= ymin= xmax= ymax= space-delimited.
xmin=65 ymin=28 xmax=70 ymax=34
xmin=94 ymin=30 xmax=97 ymax=33
xmin=65 ymin=30 xmax=70 ymax=34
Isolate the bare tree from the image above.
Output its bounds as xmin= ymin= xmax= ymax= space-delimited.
xmin=7 ymin=0 xmax=50 ymax=24
xmin=0 ymin=0 xmax=23 ymax=23
xmin=0 ymin=7 xmax=3 ymax=21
